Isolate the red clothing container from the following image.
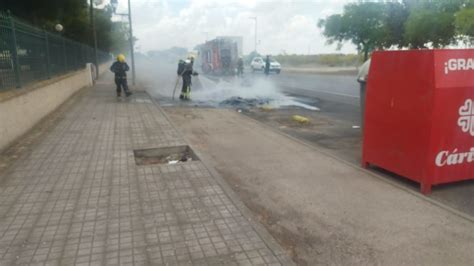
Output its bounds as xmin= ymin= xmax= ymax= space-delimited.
xmin=362 ymin=49 xmax=474 ymax=194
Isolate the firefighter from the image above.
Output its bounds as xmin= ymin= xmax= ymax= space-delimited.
xmin=237 ymin=57 xmax=244 ymax=76
xmin=264 ymin=55 xmax=271 ymax=76
xmin=178 ymin=56 xmax=198 ymax=100
xmin=110 ymin=54 xmax=132 ymax=97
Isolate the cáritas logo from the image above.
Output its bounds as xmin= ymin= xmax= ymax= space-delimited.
xmin=435 ymin=99 xmax=474 ymax=167
xmin=444 ymin=58 xmax=474 ymax=74
xmin=435 ymin=147 xmax=474 ymax=167
xmin=457 ymin=99 xmax=474 ymax=136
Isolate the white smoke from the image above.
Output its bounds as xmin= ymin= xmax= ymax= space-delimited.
xmin=136 ymin=56 xmax=319 ymax=111
xmin=192 ymin=75 xmax=319 ymax=111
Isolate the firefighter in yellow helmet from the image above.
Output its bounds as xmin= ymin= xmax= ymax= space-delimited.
xmin=177 ymin=55 xmax=198 ymax=100
xmin=110 ymin=54 xmax=132 ymax=97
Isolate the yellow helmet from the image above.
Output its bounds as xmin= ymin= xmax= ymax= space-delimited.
xmin=117 ymin=54 xmax=126 ymax=62
xmin=187 ymin=52 xmax=197 ymax=60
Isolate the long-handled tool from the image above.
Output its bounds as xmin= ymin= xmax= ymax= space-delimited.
xmin=172 ymin=75 xmax=181 ymax=100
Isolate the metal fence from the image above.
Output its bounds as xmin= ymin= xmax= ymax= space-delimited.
xmin=0 ymin=11 xmax=111 ymax=90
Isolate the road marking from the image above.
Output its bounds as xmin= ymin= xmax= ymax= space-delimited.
xmin=280 ymin=86 xmax=360 ymax=99
xmin=313 ymin=89 xmax=360 ymax=99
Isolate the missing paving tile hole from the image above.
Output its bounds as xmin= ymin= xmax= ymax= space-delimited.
xmin=133 ymin=146 xmax=200 ymax=165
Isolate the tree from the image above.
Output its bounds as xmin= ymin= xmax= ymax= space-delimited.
xmin=109 ymin=21 xmax=130 ymax=54
xmin=94 ymin=6 xmax=116 ymax=51
xmin=382 ymin=2 xmax=410 ymax=48
xmin=403 ymin=1 xmax=459 ymax=48
xmin=319 ymin=1 xmax=474 ymax=55
xmin=1 ymin=0 xmax=128 ymax=52
xmin=403 ymin=0 xmax=466 ymax=13
xmin=318 ymin=2 xmax=398 ymax=61
xmin=404 ymin=9 xmax=456 ymax=48
xmin=455 ymin=7 xmax=474 ymax=42
xmin=1 ymin=0 xmax=90 ymax=41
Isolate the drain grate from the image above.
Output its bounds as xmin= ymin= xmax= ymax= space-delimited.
xmin=131 ymin=97 xmax=152 ymax=104
xmin=133 ymin=145 xmax=199 ymax=165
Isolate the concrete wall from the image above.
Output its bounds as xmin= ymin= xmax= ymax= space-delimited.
xmin=0 ymin=63 xmax=109 ymax=152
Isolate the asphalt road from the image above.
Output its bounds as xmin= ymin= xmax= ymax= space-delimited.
xmin=271 ymin=71 xmax=362 ymax=123
xmin=273 ymin=72 xmax=360 ymax=106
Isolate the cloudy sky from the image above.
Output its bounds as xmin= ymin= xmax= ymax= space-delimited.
xmin=112 ymin=0 xmax=357 ymax=55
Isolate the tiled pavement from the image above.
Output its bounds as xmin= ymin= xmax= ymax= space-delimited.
xmin=0 ymin=77 xmax=292 ymax=265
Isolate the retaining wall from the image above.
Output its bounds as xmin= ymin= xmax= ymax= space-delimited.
xmin=0 ymin=63 xmax=109 ymax=151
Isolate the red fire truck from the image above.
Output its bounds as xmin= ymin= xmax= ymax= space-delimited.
xmin=196 ymin=38 xmax=239 ymax=75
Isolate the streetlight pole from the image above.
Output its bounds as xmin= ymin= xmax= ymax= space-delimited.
xmin=111 ymin=0 xmax=136 ymax=86
xmin=127 ymin=0 xmax=136 ymax=86
xmin=249 ymin=17 xmax=257 ymax=52
xmin=90 ymin=0 xmax=99 ymax=80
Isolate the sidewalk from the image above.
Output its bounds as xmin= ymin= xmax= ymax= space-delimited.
xmin=0 ymin=74 xmax=292 ymax=265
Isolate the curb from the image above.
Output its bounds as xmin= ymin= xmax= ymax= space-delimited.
xmin=146 ymin=95 xmax=296 ymax=265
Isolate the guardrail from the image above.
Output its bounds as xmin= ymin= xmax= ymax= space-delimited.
xmin=0 ymin=11 xmax=111 ymax=90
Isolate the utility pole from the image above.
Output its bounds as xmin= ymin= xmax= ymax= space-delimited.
xmin=249 ymin=17 xmax=257 ymax=52
xmin=127 ymin=0 xmax=136 ymax=86
xmin=90 ymin=0 xmax=99 ymax=80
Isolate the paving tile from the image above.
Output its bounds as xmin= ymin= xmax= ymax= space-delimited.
xmin=0 ymin=76 xmax=291 ymax=265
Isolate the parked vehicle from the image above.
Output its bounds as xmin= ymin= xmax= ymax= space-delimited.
xmin=250 ymin=57 xmax=281 ymax=74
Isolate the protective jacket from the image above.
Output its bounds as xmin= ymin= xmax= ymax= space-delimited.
xmin=178 ymin=60 xmax=198 ymax=100
xmin=110 ymin=61 xmax=130 ymax=78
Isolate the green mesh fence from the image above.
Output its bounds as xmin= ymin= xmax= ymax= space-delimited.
xmin=0 ymin=11 xmax=111 ymax=90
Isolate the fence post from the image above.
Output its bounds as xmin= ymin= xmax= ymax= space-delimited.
xmin=82 ymin=45 xmax=86 ymax=65
xmin=8 ymin=11 xmax=21 ymax=88
xmin=62 ymin=38 xmax=67 ymax=72
xmin=44 ymin=30 xmax=51 ymax=79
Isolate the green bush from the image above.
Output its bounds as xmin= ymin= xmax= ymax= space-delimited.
xmin=272 ymin=54 xmax=361 ymax=67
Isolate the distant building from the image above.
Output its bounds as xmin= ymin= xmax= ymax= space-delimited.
xmin=216 ymin=36 xmax=243 ymax=56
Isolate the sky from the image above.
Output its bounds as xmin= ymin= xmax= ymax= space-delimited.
xmin=112 ymin=0 xmax=358 ymax=55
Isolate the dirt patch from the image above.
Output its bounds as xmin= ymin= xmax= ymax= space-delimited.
xmin=215 ymin=166 xmax=315 ymax=265
xmin=213 ymin=165 xmax=379 ymax=265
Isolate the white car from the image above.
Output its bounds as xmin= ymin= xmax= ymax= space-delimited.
xmin=250 ymin=57 xmax=281 ymax=74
